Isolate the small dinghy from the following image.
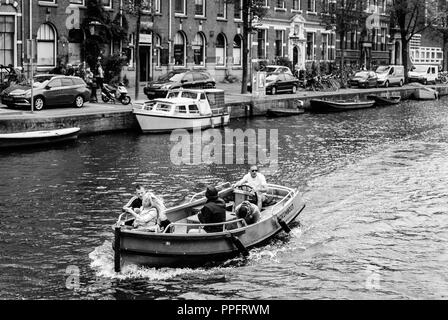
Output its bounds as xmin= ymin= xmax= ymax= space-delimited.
xmin=0 ymin=127 xmax=80 ymax=148
xmin=113 ymin=182 xmax=305 ymax=271
xmin=266 ymin=108 xmax=305 ymax=117
xmin=367 ymin=95 xmax=401 ymax=106
xmin=309 ymin=99 xmax=376 ymax=113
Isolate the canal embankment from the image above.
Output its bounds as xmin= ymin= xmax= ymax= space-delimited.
xmin=1 ymin=83 xmax=448 ymax=135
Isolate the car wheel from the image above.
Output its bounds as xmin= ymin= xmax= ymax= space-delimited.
xmin=271 ymin=87 xmax=277 ymax=95
xmin=399 ymin=80 xmax=403 ymax=87
xmin=292 ymin=85 xmax=297 ymax=94
xmin=102 ymin=95 xmax=109 ymax=103
xmin=74 ymin=95 xmax=85 ymax=108
xmin=384 ymin=81 xmax=389 ymax=88
xmin=34 ymin=96 xmax=45 ymax=111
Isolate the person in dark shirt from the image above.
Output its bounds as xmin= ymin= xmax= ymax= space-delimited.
xmin=123 ymin=185 xmax=146 ymax=215
xmin=198 ymin=186 xmax=226 ymax=233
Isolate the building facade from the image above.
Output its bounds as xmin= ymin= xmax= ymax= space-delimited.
xmin=1 ymin=0 xmax=406 ymax=85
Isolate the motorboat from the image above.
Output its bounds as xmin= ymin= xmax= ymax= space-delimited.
xmin=309 ymin=99 xmax=376 ymax=113
xmin=133 ymin=89 xmax=230 ymax=133
xmin=113 ymin=182 xmax=305 ymax=271
xmin=0 ymin=127 xmax=80 ymax=148
xmin=366 ymin=95 xmax=402 ymax=106
xmin=266 ymin=100 xmax=305 ymax=117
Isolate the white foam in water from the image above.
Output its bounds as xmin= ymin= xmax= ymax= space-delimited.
xmin=89 ymin=226 xmax=304 ymax=279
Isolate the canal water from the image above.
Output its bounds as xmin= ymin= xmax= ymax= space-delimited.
xmin=1 ymin=98 xmax=448 ymax=300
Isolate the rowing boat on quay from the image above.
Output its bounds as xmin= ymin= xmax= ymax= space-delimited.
xmin=113 ymin=182 xmax=305 ymax=271
xmin=366 ymin=95 xmax=402 ymax=106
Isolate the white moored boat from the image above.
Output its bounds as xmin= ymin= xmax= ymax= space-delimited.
xmin=0 ymin=127 xmax=80 ymax=148
xmin=133 ymin=89 xmax=230 ymax=133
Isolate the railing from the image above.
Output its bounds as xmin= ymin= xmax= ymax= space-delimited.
xmin=163 ymin=218 xmax=248 ymax=234
xmin=211 ymin=107 xmax=227 ymax=116
xmin=270 ymin=189 xmax=296 ymax=215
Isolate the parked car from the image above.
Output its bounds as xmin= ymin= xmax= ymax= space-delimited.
xmin=376 ymin=65 xmax=405 ymax=87
xmin=1 ymin=74 xmax=91 ymax=110
xmin=408 ymin=65 xmax=439 ymax=85
xmin=249 ymin=73 xmax=299 ymax=95
xmin=262 ymin=65 xmax=293 ymax=75
xmin=349 ymin=71 xmax=378 ymax=88
xmin=144 ymin=70 xmax=216 ymax=99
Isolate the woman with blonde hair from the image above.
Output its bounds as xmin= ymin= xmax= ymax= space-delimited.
xmin=130 ymin=192 xmax=169 ymax=232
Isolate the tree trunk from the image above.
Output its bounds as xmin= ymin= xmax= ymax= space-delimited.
xmin=135 ymin=11 xmax=141 ymax=101
xmin=400 ymin=29 xmax=409 ymax=82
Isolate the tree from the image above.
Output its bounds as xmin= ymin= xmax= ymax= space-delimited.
xmin=125 ymin=0 xmax=155 ymax=100
xmin=428 ymin=2 xmax=448 ymax=71
xmin=228 ymin=0 xmax=267 ymax=94
xmin=390 ymin=0 xmax=443 ymax=80
xmin=81 ymin=0 xmax=127 ymax=76
xmin=321 ymin=0 xmax=366 ymax=81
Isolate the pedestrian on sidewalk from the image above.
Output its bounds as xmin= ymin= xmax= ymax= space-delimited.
xmin=85 ymin=67 xmax=97 ymax=103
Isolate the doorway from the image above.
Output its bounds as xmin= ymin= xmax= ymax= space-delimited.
xmin=139 ymin=46 xmax=151 ymax=82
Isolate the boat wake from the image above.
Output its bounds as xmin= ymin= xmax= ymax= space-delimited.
xmin=89 ymin=223 xmax=304 ymax=280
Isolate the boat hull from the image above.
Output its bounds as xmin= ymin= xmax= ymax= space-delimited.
xmin=413 ymin=88 xmax=438 ymax=100
xmin=114 ymin=186 xmax=304 ymax=269
xmin=309 ymin=99 xmax=376 ymax=113
xmin=0 ymin=128 xmax=80 ymax=148
xmin=134 ymin=111 xmax=230 ymax=133
xmin=266 ymin=108 xmax=305 ymax=117
xmin=366 ymin=95 xmax=401 ymax=106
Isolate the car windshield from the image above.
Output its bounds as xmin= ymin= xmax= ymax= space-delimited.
xmin=265 ymin=67 xmax=278 ymax=73
xmin=19 ymin=75 xmax=53 ymax=86
xmin=376 ymin=66 xmax=389 ymax=73
xmin=266 ymin=75 xmax=278 ymax=82
xmin=158 ymin=72 xmax=185 ymax=82
xmin=412 ymin=65 xmax=428 ymax=72
xmin=355 ymin=72 xmax=369 ymax=77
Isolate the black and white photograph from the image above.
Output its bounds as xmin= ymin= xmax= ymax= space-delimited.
xmin=0 ymin=0 xmax=447 ymax=306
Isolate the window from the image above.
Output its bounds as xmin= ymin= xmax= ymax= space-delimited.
xmin=192 ymin=33 xmax=206 ymax=66
xmin=154 ymin=34 xmax=161 ymax=67
xmin=233 ymin=35 xmax=243 ymax=66
xmin=175 ymin=105 xmax=187 ymax=113
xmin=0 ymin=15 xmax=14 ymax=66
xmin=156 ymin=104 xmax=172 ymax=112
xmin=217 ymin=0 xmax=227 ymax=19
xmin=292 ymin=0 xmax=301 ymax=10
xmin=62 ymin=78 xmax=74 ymax=87
xmin=189 ymin=105 xmax=200 ymax=114
xmin=195 ymin=0 xmax=205 ymax=17
xmin=307 ymin=0 xmax=316 ymax=12
xmin=175 ymin=0 xmax=186 ymax=15
xmin=234 ymin=0 xmax=242 ymax=19
xmin=216 ymin=33 xmax=227 ymax=66
xmin=322 ymin=33 xmax=328 ymax=60
xmin=257 ymin=29 xmax=266 ymax=59
xmin=275 ymin=30 xmax=284 ymax=58
xmin=306 ymin=32 xmax=314 ymax=60
xmin=275 ymin=0 xmax=285 ymax=9
xmin=174 ymin=32 xmax=186 ymax=66
xmin=183 ymin=73 xmax=194 ymax=82
xmin=48 ymin=79 xmax=62 ymax=88
xmin=37 ymin=24 xmax=56 ymax=67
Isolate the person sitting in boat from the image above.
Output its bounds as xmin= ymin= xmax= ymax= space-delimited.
xmin=129 ymin=192 xmax=170 ymax=232
xmin=235 ymin=201 xmax=261 ymax=225
xmin=123 ymin=184 xmax=146 ymax=215
xmin=233 ymin=165 xmax=268 ymax=209
xmin=198 ymin=186 xmax=226 ymax=233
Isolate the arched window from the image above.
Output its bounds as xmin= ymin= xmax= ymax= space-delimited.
xmin=215 ymin=33 xmax=226 ymax=66
xmin=192 ymin=32 xmax=206 ymax=66
xmin=37 ymin=24 xmax=56 ymax=67
xmin=174 ymin=31 xmax=186 ymax=66
xmin=233 ymin=35 xmax=242 ymax=66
